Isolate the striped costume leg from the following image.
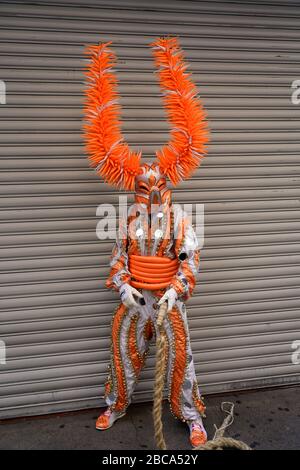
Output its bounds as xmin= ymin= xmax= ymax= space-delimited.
xmin=104 ymin=302 xmax=154 ymax=412
xmin=163 ymin=303 xmax=206 ymax=422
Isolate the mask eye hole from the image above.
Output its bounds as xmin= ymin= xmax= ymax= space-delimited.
xmin=157 ymin=179 xmax=166 ymax=190
xmin=137 ymin=182 xmax=149 ymax=194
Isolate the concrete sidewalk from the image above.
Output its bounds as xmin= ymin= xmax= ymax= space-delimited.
xmin=0 ymin=385 xmax=299 ymax=450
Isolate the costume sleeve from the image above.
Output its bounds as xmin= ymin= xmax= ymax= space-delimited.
xmin=170 ymin=211 xmax=200 ymax=301
xmin=105 ymin=217 xmax=131 ymax=291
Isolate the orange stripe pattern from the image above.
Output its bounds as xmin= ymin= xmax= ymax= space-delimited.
xmin=111 ymin=304 xmax=128 ymax=411
xmin=143 ymin=318 xmax=154 ymax=341
xmin=192 ymin=381 xmax=206 ymax=417
xmin=168 ymin=307 xmax=188 ymax=420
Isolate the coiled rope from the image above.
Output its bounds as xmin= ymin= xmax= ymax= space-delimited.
xmin=153 ymin=303 xmax=251 ymax=451
xmin=195 ymin=402 xmax=251 ymax=450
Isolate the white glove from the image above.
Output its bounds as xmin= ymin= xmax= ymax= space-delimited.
xmin=119 ymin=283 xmax=143 ymax=309
xmin=158 ymin=287 xmax=178 ymax=312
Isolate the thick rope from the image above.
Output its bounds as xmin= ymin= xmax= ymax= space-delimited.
xmin=153 ymin=302 xmax=168 ymax=450
xmin=195 ymin=402 xmax=252 ymax=451
xmin=152 ymin=305 xmax=251 ymax=450
xmin=196 ymin=436 xmax=251 ymax=450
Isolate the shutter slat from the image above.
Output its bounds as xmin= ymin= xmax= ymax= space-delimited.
xmin=0 ymin=0 xmax=299 ymax=420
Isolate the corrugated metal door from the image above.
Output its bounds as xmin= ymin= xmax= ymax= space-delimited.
xmin=1 ymin=0 xmax=300 ymax=419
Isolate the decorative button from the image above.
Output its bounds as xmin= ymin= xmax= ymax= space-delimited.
xmin=136 ymin=228 xmax=143 ymax=237
xmin=154 ymin=229 xmax=163 ymax=238
xmin=179 ymin=252 xmax=187 ymax=261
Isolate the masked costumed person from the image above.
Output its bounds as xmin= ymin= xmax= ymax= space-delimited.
xmin=83 ymin=36 xmax=210 ymax=448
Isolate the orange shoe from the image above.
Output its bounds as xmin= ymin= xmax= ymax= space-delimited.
xmin=188 ymin=421 xmax=208 ymax=448
xmin=95 ymin=408 xmax=126 ymax=431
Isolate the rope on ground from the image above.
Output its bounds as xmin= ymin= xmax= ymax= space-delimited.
xmin=152 ymin=304 xmax=252 ymax=451
xmin=196 ymin=436 xmax=251 ymax=450
xmin=195 ymin=402 xmax=252 ymax=450
xmin=213 ymin=401 xmax=235 ymax=440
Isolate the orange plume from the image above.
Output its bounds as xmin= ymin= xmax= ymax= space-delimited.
xmin=151 ymin=37 xmax=210 ymax=185
xmin=83 ymin=42 xmax=141 ymax=190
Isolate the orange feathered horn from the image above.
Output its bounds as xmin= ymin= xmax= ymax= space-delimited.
xmin=83 ymin=42 xmax=141 ymax=190
xmin=151 ymin=37 xmax=210 ymax=185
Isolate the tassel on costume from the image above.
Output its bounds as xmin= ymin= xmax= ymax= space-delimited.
xmin=151 ymin=37 xmax=210 ymax=186
xmin=83 ymin=42 xmax=141 ymax=190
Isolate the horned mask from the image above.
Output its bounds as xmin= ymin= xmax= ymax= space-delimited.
xmin=83 ymin=37 xmax=209 ymax=206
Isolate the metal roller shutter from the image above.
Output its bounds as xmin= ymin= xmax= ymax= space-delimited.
xmin=0 ymin=0 xmax=300 ymax=419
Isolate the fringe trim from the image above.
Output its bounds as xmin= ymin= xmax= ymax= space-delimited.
xmin=150 ymin=36 xmax=210 ymax=186
xmin=83 ymin=42 xmax=141 ymax=190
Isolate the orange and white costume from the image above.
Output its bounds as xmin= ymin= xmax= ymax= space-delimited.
xmin=83 ymin=36 xmax=209 ymax=445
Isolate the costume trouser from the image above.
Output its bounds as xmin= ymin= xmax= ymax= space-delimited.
xmin=104 ymin=290 xmax=206 ymax=422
